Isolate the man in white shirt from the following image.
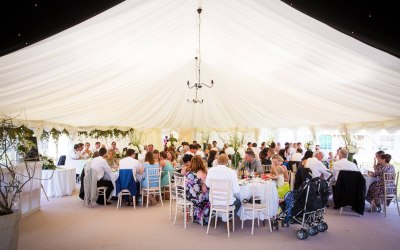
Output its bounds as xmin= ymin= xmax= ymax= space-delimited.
xmin=206 ymin=154 xmax=240 ymax=213
xmin=305 ymin=151 xmax=331 ymax=180
xmin=291 ymin=148 xmax=303 ymax=162
xmin=119 ymin=149 xmax=144 ymax=182
xmin=91 ymin=148 xmax=114 ymax=205
xmin=185 ymin=144 xmax=197 ymax=156
xmin=66 ymin=144 xmax=83 ymax=167
xmin=332 ymin=148 xmax=360 ymax=184
xmin=92 ymin=141 xmax=101 ymax=153
xmin=119 ymin=149 xmax=144 ymax=204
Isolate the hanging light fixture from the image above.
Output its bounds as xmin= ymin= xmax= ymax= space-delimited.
xmin=187 ymin=7 xmax=214 ymax=104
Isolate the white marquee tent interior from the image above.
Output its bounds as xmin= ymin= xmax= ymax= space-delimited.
xmin=1 ymin=0 xmax=400 ymax=149
xmin=2 ymin=2 xmax=400 ymax=249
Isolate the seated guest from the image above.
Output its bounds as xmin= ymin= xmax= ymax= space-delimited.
xmin=259 ymin=149 xmax=271 ymax=165
xmin=305 ymin=151 xmax=331 ymax=180
xmin=119 ymin=149 xmax=143 ymax=204
xmin=366 ymin=154 xmax=396 ymax=212
xmin=166 ymin=151 xmax=178 ymax=169
xmin=269 ymin=157 xmax=290 ymax=198
xmin=185 ymin=144 xmax=198 ymax=156
xmin=270 ymin=154 xmax=289 ymax=182
xmin=206 ymin=154 xmax=241 ymax=213
xmin=82 ymin=142 xmax=93 ymax=159
xmin=290 ymin=148 xmax=303 ymax=162
xmin=207 ymin=150 xmax=218 ymax=168
xmin=119 ymin=149 xmax=144 ymax=182
xmin=70 ymin=144 xmax=83 ymax=160
xmin=185 ymin=155 xmax=210 ymax=225
xmin=159 ymin=151 xmax=174 ymax=187
xmin=294 ymin=150 xmax=314 ymax=190
xmin=331 ymin=148 xmax=359 ymax=185
xmin=92 ymin=141 xmax=101 ymax=153
xmin=240 ymin=150 xmax=263 ymax=174
xmin=195 ymin=144 xmax=206 ymax=158
xmin=373 ymin=150 xmax=385 ymax=172
xmin=278 ymin=149 xmax=289 ymax=168
xmin=180 ymin=154 xmax=193 ymax=175
xmin=141 ymin=151 xmax=160 ymax=189
xmin=91 ymin=148 xmax=114 ymax=205
xmin=105 ymin=150 xmax=119 ymax=170
xmin=153 ymin=149 xmax=160 ymax=163
xmin=110 ymin=141 xmax=120 ymax=154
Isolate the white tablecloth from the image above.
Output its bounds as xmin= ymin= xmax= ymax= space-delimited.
xmin=65 ymin=160 xmax=87 ymax=175
xmin=238 ymin=179 xmax=279 ymax=220
xmin=364 ymin=175 xmax=376 ymax=191
xmin=110 ymin=171 xmax=119 ymax=197
xmin=41 ymin=167 xmax=76 ymax=197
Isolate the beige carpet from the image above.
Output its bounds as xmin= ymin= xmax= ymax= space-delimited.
xmin=19 ymin=189 xmax=400 ymax=250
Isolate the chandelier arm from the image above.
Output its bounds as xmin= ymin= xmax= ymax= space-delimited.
xmin=186 ymin=7 xmax=212 ymax=104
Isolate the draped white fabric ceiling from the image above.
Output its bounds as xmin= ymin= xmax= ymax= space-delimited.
xmin=1 ymin=0 xmax=400 ymax=130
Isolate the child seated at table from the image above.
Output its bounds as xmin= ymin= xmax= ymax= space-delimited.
xmin=270 ymin=165 xmax=290 ymax=199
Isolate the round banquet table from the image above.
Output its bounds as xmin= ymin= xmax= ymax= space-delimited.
xmin=363 ymin=175 xmax=376 ymax=192
xmin=41 ymin=167 xmax=76 ymax=197
xmin=238 ymin=178 xmax=279 ymax=220
xmin=110 ymin=170 xmax=119 ymax=197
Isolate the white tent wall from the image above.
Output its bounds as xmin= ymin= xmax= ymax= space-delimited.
xmin=1 ymin=1 xmax=400 ymax=142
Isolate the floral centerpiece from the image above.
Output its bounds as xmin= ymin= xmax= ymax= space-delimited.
xmin=221 ymin=129 xmax=246 ymax=169
xmin=41 ymin=155 xmax=57 ymax=170
xmin=128 ymin=129 xmax=144 ymax=154
xmin=304 ymin=139 xmax=315 ymax=151
xmin=200 ymin=130 xmax=211 ymax=151
xmin=342 ymin=133 xmax=359 ymax=162
xmin=164 ymin=134 xmax=177 ymax=148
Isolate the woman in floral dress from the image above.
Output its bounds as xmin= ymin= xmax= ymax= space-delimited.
xmin=366 ymin=154 xmax=396 ymax=211
xmin=185 ymin=155 xmax=210 ymax=225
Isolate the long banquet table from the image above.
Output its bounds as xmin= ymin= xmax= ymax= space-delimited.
xmin=66 ymin=159 xmax=87 ymax=175
xmin=41 ymin=166 xmax=76 ymax=197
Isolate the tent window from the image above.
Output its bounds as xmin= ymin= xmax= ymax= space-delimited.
xmin=318 ymin=135 xmax=332 ymax=150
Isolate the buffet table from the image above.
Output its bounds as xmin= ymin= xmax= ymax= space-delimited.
xmin=41 ymin=167 xmax=76 ymax=197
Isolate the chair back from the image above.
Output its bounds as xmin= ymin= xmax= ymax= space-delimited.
xmin=174 ymin=174 xmax=187 ymax=203
xmin=169 ymin=172 xmax=177 ymax=199
xmin=262 ymin=164 xmax=271 ymax=173
xmin=288 ymin=161 xmax=300 ymax=173
xmin=209 ymin=179 xmax=231 ymax=207
xmin=145 ymin=167 xmax=162 ymax=188
xmin=57 ymin=155 xmax=66 ymax=166
xmin=250 ymin=179 xmax=271 ymax=206
xmin=383 ymin=172 xmax=398 ymax=199
xmin=83 ymin=167 xmax=98 ymax=206
xmin=116 ymin=169 xmax=137 ymax=196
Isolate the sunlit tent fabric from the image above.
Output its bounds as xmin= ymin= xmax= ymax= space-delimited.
xmin=0 ymin=0 xmax=400 ymax=131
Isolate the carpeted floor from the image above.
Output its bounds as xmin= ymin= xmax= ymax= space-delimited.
xmin=19 ymin=188 xmax=400 ymax=250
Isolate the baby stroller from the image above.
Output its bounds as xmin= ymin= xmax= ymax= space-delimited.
xmin=273 ymin=175 xmax=331 ymax=240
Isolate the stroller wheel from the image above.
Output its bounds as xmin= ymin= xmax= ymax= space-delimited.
xmin=318 ymin=223 xmax=327 ymax=232
xmin=312 ymin=226 xmax=319 ymax=235
xmin=296 ymin=229 xmax=308 ymax=240
xmin=307 ymin=226 xmax=318 ymax=236
xmin=322 ymin=222 xmax=328 ymax=232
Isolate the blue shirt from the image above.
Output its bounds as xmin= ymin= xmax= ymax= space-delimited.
xmin=141 ymin=162 xmax=160 ymax=188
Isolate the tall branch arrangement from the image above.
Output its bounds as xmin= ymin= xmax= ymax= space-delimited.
xmin=0 ymin=114 xmax=38 ymax=215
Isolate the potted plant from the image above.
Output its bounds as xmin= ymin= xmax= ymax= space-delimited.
xmin=0 ymin=114 xmax=39 ymax=250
